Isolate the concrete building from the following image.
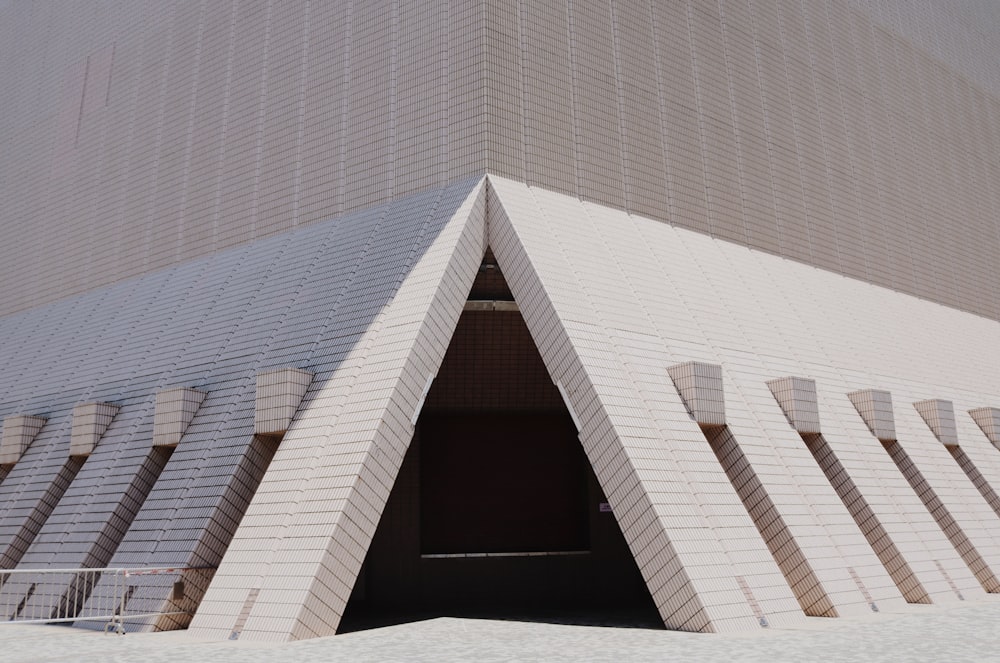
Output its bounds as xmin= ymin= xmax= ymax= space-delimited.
xmin=1 ymin=0 xmax=1000 ymax=642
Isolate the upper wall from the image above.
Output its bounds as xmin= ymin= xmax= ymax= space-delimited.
xmin=0 ymin=0 xmax=490 ymax=314
xmin=485 ymin=0 xmax=1000 ymax=319
xmin=850 ymin=0 xmax=1000 ymax=96
xmin=2 ymin=0 xmax=1000 ymax=320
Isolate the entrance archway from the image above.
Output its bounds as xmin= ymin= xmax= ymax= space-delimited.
xmin=340 ymin=251 xmax=659 ymax=630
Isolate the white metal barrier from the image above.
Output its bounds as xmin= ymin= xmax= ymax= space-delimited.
xmin=0 ymin=566 xmax=211 ymax=634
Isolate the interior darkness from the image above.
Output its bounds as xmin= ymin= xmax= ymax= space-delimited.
xmin=420 ymin=411 xmax=588 ymax=554
xmin=340 ymin=253 xmax=661 ymax=631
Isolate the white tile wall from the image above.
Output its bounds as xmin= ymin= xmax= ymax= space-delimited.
xmin=2 ymin=0 xmax=1000 ymax=642
xmin=69 ymin=402 xmax=119 ymax=457
xmin=767 ymin=377 xmax=822 ymax=435
xmin=0 ymin=416 xmax=46 ymax=466
xmin=914 ymin=400 xmax=960 ymax=447
xmin=188 ymin=178 xmax=488 ymax=641
xmin=255 ymin=368 xmax=313 ymax=436
xmin=152 ymin=388 xmax=206 ymax=448
xmin=0 ymin=178 xmax=485 ymax=636
xmin=488 ymin=175 xmax=1000 ymax=628
xmin=3 ymin=1 xmax=1000 ymax=323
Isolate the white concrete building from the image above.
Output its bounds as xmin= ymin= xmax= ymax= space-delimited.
xmin=1 ymin=0 xmax=1000 ymax=642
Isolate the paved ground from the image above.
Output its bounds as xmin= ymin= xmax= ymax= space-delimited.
xmin=2 ymin=597 xmax=1000 ymax=663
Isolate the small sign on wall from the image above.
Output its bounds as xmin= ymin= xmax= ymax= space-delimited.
xmin=599 ymin=502 xmax=612 ymax=513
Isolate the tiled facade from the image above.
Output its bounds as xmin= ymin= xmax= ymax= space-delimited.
xmin=3 ymin=1 xmax=1000 ymax=320
xmin=1 ymin=0 xmax=1000 ymax=643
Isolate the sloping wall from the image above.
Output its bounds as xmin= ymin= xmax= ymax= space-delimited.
xmin=0 ymin=178 xmax=486 ymax=630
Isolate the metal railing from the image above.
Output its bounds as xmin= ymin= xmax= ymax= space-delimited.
xmin=0 ymin=566 xmax=211 ymax=634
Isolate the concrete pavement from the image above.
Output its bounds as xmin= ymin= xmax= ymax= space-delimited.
xmin=3 ymin=597 xmax=999 ymax=662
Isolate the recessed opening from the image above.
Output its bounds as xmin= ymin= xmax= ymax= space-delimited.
xmin=340 ymin=250 xmax=660 ymax=632
xmin=419 ymin=411 xmax=588 ymax=556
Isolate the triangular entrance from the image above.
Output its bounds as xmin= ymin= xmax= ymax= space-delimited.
xmin=340 ymin=250 xmax=660 ymax=629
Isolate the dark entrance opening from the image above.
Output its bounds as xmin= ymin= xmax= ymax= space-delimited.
xmin=420 ymin=410 xmax=588 ymax=557
xmin=340 ymin=251 xmax=660 ymax=631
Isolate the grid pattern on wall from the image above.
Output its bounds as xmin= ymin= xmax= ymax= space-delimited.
xmin=2 ymin=1 xmax=1000 ymax=320
xmin=487 ymin=176 xmax=1000 ymax=632
xmin=4 ymin=176 xmax=1000 ymax=638
xmin=3 ymin=0 xmax=1000 ymax=645
xmin=0 ymin=178 xmax=486 ymax=632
